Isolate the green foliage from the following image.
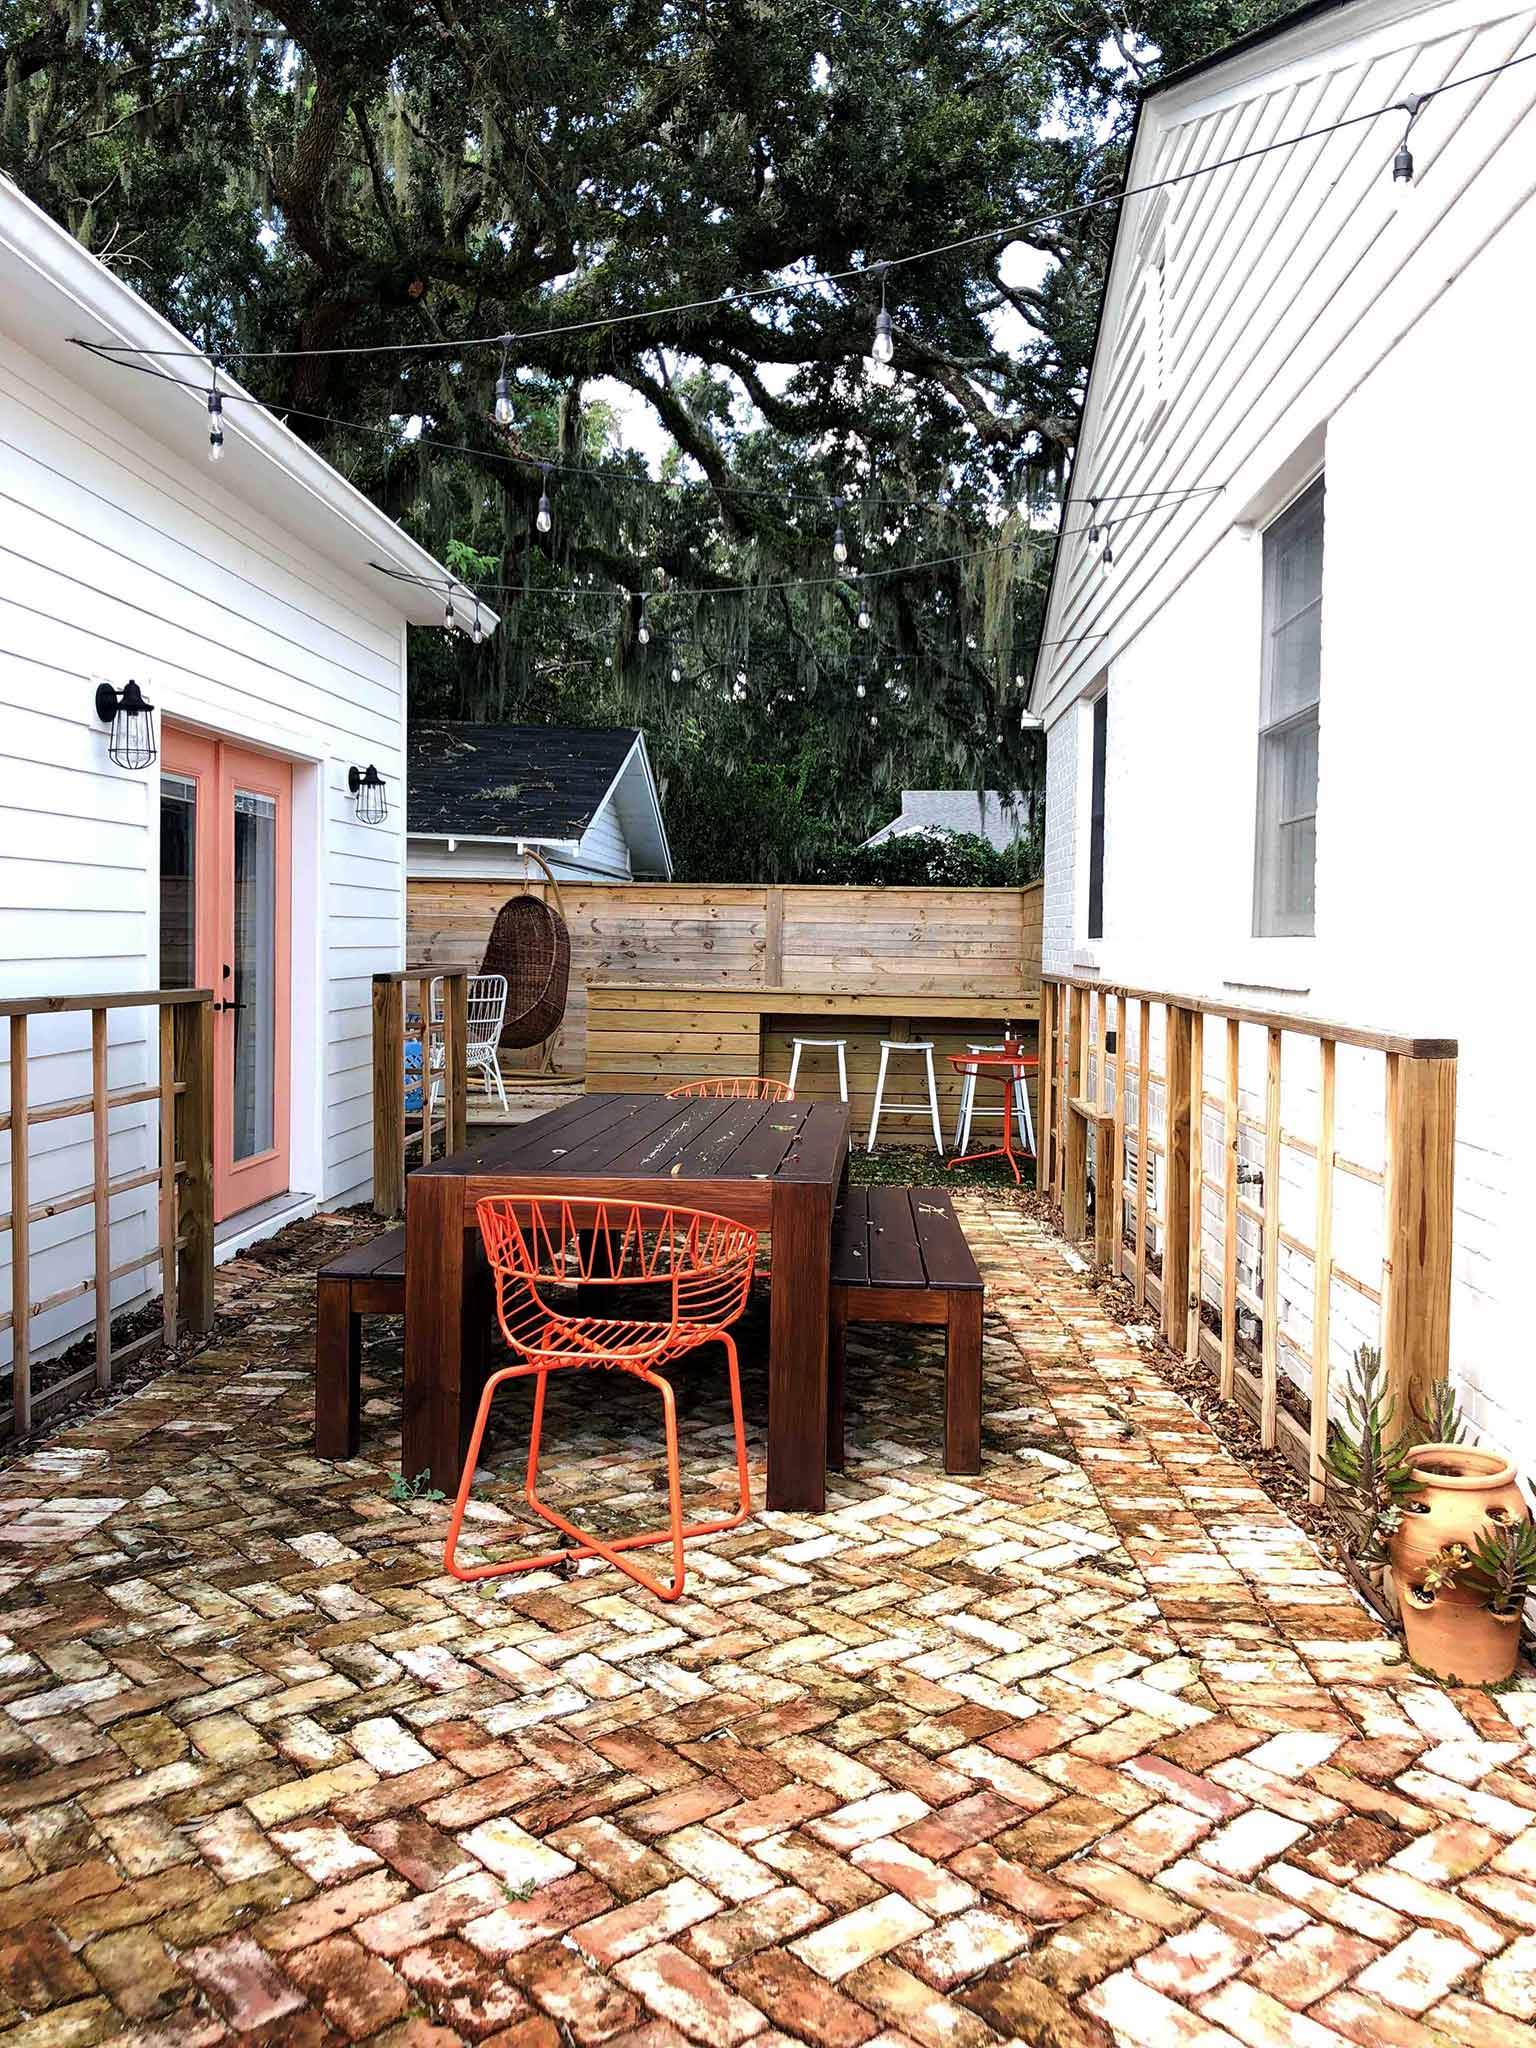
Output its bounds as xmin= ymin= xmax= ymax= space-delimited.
xmin=1324 ymin=1345 xmax=1423 ymax=1565
xmin=819 ymin=827 xmax=1040 ymax=889
xmin=2 ymin=0 xmax=1298 ymax=872
xmin=1466 ymin=1519 xmax=1536 ymax=1616
xmin=388 ymin=1469 xmax=445 ymax=1504
xmin=1418 ymin=1379 xmax=1467 ymax=1446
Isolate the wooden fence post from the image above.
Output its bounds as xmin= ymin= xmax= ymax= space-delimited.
xmin=445 ymin=971 xmax=469 ymax=1155
xmin=1162 ymin=1004 xmax=1193 ymax=1352
xmin=372 ymin=976 xmax=406 ymax=1220
xmin=9 ymin=1016 xmax=29 ymax=1437
xmin=175 ymin=996 xmax=215 ymax=1336
xmin=1383 ymin=1054 xmax=1457 ymax=1430
xmin=1062 ymin=988 xmax=1088 ymax=1241
xmin=1037 ymin=982 xmax=1055 ymax=1195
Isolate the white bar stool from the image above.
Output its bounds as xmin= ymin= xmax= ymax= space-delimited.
xmin=787 ymin=1037 xmax=849 ymax=1102
xmin=953 ymin=1042 xmax=1037 ymax=1157
xmin=867 ymin=1041 xmax=943 ymax=1153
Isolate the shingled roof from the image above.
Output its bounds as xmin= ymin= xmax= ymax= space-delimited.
xmin=407 ymin=723 xmax=642 ymax=840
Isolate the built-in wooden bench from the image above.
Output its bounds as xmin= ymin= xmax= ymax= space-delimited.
xmin=316 ymin=1228 xmax=406 ymax=1458
xmin=829 ymin=1186 xmax=984 ymax=1475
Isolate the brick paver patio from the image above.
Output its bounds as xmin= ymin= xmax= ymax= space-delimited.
xmin=0 ymin=1198 xmax=1532 ymax=2047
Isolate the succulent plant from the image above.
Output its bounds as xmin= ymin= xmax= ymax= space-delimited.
xmin=1466 ymin=1519 xmax=1536 ymax=1617
xmin=1324 ymin=1346 xmax=1424 ymax=1564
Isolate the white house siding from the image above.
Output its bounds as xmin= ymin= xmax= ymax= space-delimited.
xmin=0 ymin=328 xmax=410 ymax=1366
xmin=405 ymin=817 xmax=633 ymax=885
xmin=1035 ymin=0 xmax=1536 ymax=1449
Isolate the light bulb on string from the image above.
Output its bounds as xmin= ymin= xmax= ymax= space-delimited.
xmin=443 ymin=592 xmax=457 ymax=637
xmin=536 ymin=463 xmax=553 ymax=533
xmin=636 ymin=598 xmax=650 ymax=646
xmin=492 ymin=334 xmax=515 ymax=427
xmin=870 ymin=262 xmax=894 ymax=367
xmin=471 ymin=600 xmax=483 ymax=646
xmin=1087 ymin=498 xmax=1103 ymax=555
xmin=207 ymin=382 xmax=224 ymax=463
xmin=1101 ymin=528 xmax=1116 ymax=580
xmin=832 ymin=501 xmax=848 ymax=566
xmin=1390 ymin=93 xmax=1428 ymax=209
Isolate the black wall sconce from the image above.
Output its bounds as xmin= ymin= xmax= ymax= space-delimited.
xmin=95 ymin=679 xmax=157 ymax=769
xmin=348 ymin=764 xmax=388 ymax=824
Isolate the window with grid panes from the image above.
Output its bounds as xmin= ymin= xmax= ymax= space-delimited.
xmin=1253 ymin=477 xmax=1324 ymax=936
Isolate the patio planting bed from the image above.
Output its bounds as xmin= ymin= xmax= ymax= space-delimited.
xmin=0 ymin=1202 xmax=1532 ymax=2047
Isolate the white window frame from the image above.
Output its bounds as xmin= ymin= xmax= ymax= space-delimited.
xmin=1252 ymin=476 xmax=1324 ymax=938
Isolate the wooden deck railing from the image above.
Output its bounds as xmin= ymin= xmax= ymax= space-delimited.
xmin=371 ymin=968 xmax=469 ymax=1219
xmin=1039 ymin=975 xmax=1457 ymax=1498
xmin=0 ymin=989 xmax=214 ymax=1442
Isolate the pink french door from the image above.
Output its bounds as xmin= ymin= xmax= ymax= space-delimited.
xmin=161 ymin=728 xmax=293 ymax=1222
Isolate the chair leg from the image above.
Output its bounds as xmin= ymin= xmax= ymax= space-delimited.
xmin=835 ymin=1042 xmax=849 ymax=1104
xmin=315 ymin=1277 xmax=360 ymax=1459
xmin=787 ymin=1042 xmax=803 ymax=1094
xmin=446 ymin=1347 xmax=753 ymax=1597
xmin=954 ymin=1068 xmax=974 ymax=1155
xmin=827 ymin=1294 xmax=847 ymax=1472
xmin=867 ymin=1045 xmax=889 ymax=1153
xmin=923 ymin=1046 xmax=943 ymax=1153
xmin=945 ymin=1291 xmax=984 ymax=1475
xmin=1017 ymin=1077 xmax=1036 ymax=1157
xmin=490 ymin=1054 xmax=509 ymax=1113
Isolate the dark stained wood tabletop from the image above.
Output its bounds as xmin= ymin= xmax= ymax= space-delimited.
xmin=404 ymin=1092 xmax=851 ymax=1511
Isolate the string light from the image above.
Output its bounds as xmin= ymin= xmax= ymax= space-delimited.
xmin=492 ymin=334 xmax=515 ymax=427
xmin=536 ymin=464 xmax=553 ymax=533
xmin=207 ymin=381 xmax=224 ymax=462
xmin=443 ymin=592 xmax=457 ymax=636
xmin=832 ymin=505 xmax=848 ymax=567
xmin=1391 ymin=92 xmax=1428 ymax=207
xmin=870 ymin=263 xmax=894 ymax=367
xmin=471 ymin=599 xmax=483 ymax=646
xmin=1087 ymin=498 xmax=1103 ymax=556
xmin=636 ymin=597 xmax=650 ymax=645
xmin=1101 ymin=526 xmax=1115 ymax=580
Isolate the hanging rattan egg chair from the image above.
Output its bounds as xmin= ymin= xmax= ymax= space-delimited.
xmin=477 ymin=857 xmax=572 ymax=1058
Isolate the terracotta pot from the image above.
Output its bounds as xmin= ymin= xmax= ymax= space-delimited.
xmin=1389 ymin=1443 xmax=1528 ymax=1684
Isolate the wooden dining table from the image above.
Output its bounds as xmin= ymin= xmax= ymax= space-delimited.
xmin=403 ymin=1090 xmax=852 ymax=1512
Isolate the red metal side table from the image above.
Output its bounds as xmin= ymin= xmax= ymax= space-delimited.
xmin=947 ymin=1050 xmax=1038 ymax=1185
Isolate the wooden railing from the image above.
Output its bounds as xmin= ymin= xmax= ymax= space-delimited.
xmin=1039 ymin=975 xmax=1457 ymax=1498
xmin=371 ymin=968 xmax=469 ymax=1219
xmin=0 ymin=989 xmax=214 ymax=1441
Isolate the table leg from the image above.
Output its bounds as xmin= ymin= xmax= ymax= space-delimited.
xmin=768 ymin=1181 xmax=830 ymax=1511
xmin=404 ymin=1176 xmax=468 ymax=1493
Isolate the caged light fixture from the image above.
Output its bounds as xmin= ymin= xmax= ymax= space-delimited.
xmin=348 ymin=765 xmax=388 ymax=825
xmin=95 ymin=679 xmax=157 ymax=770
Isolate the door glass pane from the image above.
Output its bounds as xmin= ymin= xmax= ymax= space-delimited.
xmin=160 ymin=774 xmax=197 ymax=988
xmin=233 ymin=790 xmax=277 ymax=1161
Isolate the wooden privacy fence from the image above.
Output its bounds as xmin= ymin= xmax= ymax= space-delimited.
xmin=1039 ymin=974 xmax=1456 ymax=1498
xmin=406 ymin=881 xmax=1044 ymax=1077
xmin=0 ymin=990 xmax=214 ymax=1442
xmin=371 ymin=968 xmax=469 ymax=1219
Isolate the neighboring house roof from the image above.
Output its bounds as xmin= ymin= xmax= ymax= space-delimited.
xmin=407 ymin=723 xmax=673 ymax=876
xmin=1025 ymin=0 xmax=1359 ymax=707
xmin=0 ymin=173 xmax=489 ymax=632
xmin=864 ymin=791 xmax=1027 ymax=853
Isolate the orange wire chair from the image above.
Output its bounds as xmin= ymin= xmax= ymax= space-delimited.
xmin=444 ymin=1197 xmax=758 ymax=1602
xmin=665 ymin=1075 xmax=795 ymax=1101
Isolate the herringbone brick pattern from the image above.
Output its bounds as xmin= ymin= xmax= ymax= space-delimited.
xmin=0 ymin=1199 xmax=1531 ymax=2048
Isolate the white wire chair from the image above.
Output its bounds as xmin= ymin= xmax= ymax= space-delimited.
xmin=427 ymin=973 xmax=510 ymax=1114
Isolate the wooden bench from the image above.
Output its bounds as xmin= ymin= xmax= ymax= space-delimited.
xmin=315 ymin=1228 xmax=406 ymax=1458
xmin=316 ymin=1227 xmax=496 ymax=1462
xmin=828 ymin=1186 xmax=985 ymax=1475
